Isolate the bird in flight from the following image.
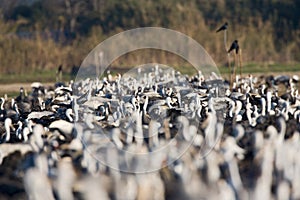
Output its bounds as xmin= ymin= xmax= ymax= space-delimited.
xmin=228 ymin=40 xmax=239 ymax=54
xmin=216 ymin=22 xmax=228 ymax=33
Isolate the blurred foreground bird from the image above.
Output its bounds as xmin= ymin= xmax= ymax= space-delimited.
xmin=216 ymin=22 xmax=228 ymax=33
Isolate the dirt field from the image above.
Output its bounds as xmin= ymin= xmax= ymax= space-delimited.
xmin=0 ymin=83 xmax=54 ymax=96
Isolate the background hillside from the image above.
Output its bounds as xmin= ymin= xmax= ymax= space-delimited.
xmin=0 ymin=0 xmax=299 ymax=76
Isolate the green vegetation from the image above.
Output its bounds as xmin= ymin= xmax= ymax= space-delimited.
xmin=0 ymin=63 xmax=298 ymax=84
xmin=0 ymin=69 xmax=73 ymax=84
xmin=0 ymin=0 xmax=299 ymax=79
xmin=219 ymin=63 xmax=300 ymax=74
xmin=0 ymin=69 xmax=53 ymax=83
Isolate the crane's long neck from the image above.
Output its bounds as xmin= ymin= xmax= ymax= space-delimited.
xmin=5 ymin=119 xmax=12 ymax=142
xmin=66 ymin=109 xmax=73 ymax=122
xmin=0 ymin=98 xmax=4 ymax=110
xmin=261 ymin=98 xmax=266 ymax=116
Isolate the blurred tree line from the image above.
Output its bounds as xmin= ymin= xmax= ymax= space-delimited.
xmin=0 ymin=0 xmax=299 ymax=74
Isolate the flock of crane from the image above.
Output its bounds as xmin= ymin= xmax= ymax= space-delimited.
xmin=0 ymin=64 xmax=299 ymax=199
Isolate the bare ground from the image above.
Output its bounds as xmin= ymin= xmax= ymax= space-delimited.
xmin=0 ymin=83 xmax=54 ymax=96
